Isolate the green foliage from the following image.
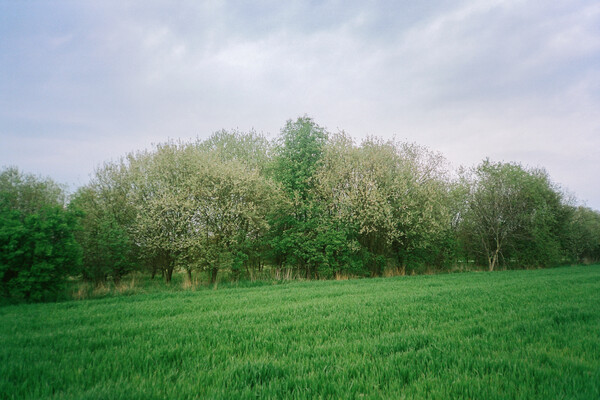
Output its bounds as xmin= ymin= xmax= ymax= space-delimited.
xmin=459 ymin=160 xmax=567 ymax=270
xmin=6 ymin=116 xmax=600 ymax=289
xmin=0 ymin=168 xmax=81 ymax=302
xmin=565 ymin=206 xmax=600 ymax=263
xmin=0 ymin=167 xmax=65 ymax=213
xmin=315 ymin=134 xmax=455 ymax=275
xmin=126 ymin=141 xmax=276 ymax=284
xmin=74 ymin=117 xmax=599 ymax=278
xmin=198 ymin=129 xmax=272 ymax=172
xmin=269 ymin=116 xmax=330 ymax=277
xmin=71 ymin=187 xmax=137 ymax=284
xmin=273 ymin=116 xmax=328 ymax=196
xmin=71 ymin=155 xmax=141 ymax=285
xmin=1 ymin=266 xmax=599 ymax=398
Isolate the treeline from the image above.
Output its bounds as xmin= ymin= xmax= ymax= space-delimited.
xmin=2 ymin=117 xmax=600 ymax=301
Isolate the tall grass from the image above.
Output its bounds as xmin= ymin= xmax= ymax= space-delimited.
xmin=1 ymin=265 xmax=599 ymax=399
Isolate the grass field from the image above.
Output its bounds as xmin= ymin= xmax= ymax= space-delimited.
xmin=1 ymin=266 xmax=599 ymax=399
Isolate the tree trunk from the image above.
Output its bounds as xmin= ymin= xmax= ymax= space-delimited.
xmin=210 ymin=266 xmax=218 ymax=284
xmin=489 ymin=248 xmax=499 ymax=271
xmin=163 ymin=251 xmax=174 ymax=284
xmin=186 ymin=268 xmax=192 ymax=283
xmin=165 ymin=265 xmax=174 ymax=284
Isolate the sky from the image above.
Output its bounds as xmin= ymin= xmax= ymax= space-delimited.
xmin=1 ymin=0 xmax=599 ymax=209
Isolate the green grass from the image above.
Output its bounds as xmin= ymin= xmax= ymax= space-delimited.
xmin=1 ymin=266 xmax=599 ymax=399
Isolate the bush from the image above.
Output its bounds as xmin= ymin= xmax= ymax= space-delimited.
xmin=0 ymin=168 xmax=81 ymax=302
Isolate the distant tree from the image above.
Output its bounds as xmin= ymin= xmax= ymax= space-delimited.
xmin=72 ymin=155 xmax=142 ymax=284
xmin=0 ymin=167 xmax=81 ymax=301
xmin=566 ymin=206 xmax=600 ymax=263
xmin=315 ymin=135 xmax=394 ymax=275
xmin=272 ymin=117 xmax=328 ymax=196
xmin=188 ymin=153 xmax=276 ymax=283
xmin=459 ymin=160 xmax=565 ymax=271
xmin=269 ymin=116 xmax=330 ymax=278
xmin=315 ymin=135 xmax=453 ymax=275
xmin=129 ymin=142 xmax=276 ymax=283
xmin=71 ymin=185 xmax=137 ymax=285
xmin=127 ymin=142 xmax=198 ymax=283
xmin=196 ymin=130 xmax=276 ymax=277
xmin=387 ymin=141 xmax=454 ymax=270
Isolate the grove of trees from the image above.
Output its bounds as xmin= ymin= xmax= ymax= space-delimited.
xmin=2 ymin=116 xmax=600 ymax=301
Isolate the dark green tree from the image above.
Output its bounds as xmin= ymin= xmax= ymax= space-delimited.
xmin=71 ymin=186 xmax=137 ymax=285
xmin=269 ymin=116 xmax=330 ymax=278
xmin=565 ymin=206 xmax=600 ymax=263
xmin=0 ymin=167 xmax=81 ymax=302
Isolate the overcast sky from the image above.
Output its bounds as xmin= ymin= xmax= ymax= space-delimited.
xmin=1 ymin=1 xmax=599 ymax=209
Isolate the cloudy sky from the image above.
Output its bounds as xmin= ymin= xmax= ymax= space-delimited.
xmin=1 ymin=1 xmax=599 ymax=209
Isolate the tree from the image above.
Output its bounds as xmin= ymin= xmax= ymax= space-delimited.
xmin=565 ymin=206 xmax=600 ymax=263
xmin=315 ymin=135 xmax=393 ymax=275
xmin=272 ymin=116 xmax=328 ymax=196
xmin=460 ymin=160 xmax=565 ymax=271
xmin=0 ymin=167 xmax=81 ymax=302
xmin=196 ymin=130 xmax=275 ymax=277
xmin=269 ymin=116 xmax=330 ymax=278
xmin=315 ymin=135 xmax=453 ymax=275
xmin=128 ymin=142 xmax=198 ymax=283
xmin=71 ymin=185 xmax=137 ymax=284
xmin=187 ymin=154 xmax=276 ymax=283
xmin=72 ymin=156 xmax=141 ymax=284
xmin=129 ymin=141 xmax=276 ymax=283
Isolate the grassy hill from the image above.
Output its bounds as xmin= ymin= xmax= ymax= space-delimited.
xmin=1 ymin=266 xmax=599 ymax=399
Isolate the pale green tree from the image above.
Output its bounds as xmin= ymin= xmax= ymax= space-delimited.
xmin=197 ymin=129 xmax=272 ymax=173
xmin=315 ymin=135 xmax=453 ymax=274
xmin=129 ymin=141 xmax=276 ymax=283
xmin=129 ymin=142 xmax=200 ymax=283
xmin=186 ymin=154 xmax=277 ymax=283
xmin=388 ymin=141 xmax=454 ymax=269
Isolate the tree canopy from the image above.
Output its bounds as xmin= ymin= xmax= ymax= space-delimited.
xmin=68 ymin=118 xmax=600 ymax=285
xmin=3 ymin=116 xmax=600 ymax=301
